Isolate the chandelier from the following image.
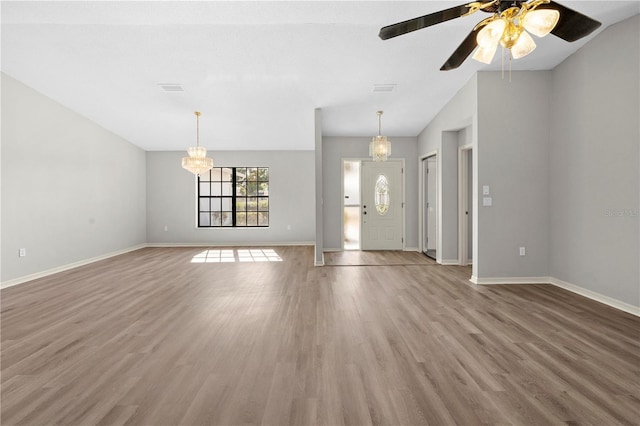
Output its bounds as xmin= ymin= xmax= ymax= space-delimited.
xmin=472 ymin=0 xmax=560 ymax=65
xmin=369 ymin=111 xmax=391 ymax=162
xmin=181 ymin=111 xmax=214 ymax=176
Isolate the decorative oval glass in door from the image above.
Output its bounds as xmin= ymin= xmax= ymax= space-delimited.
xmin=374 ymin=174 xmax=390 ymax=216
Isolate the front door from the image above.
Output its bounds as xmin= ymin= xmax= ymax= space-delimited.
xmin=361 ymin=160 xmax=403 ymax=250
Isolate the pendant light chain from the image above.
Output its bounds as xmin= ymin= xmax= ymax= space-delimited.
xmin=195 ymin=111 xmax=201 ymax=147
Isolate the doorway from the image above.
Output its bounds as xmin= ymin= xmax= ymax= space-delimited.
xmin=360 ymin=160 xmax=404 ymax=250
xmin=458 ymin=145 xmax=472 ymax=266
xmin=343 ymin=159 xmax=404 ymax=251
xmin=422 ymin=155 xmax=437 ymax=259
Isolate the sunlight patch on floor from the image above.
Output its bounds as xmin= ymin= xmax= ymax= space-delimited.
xmin=191 ymin=249 xmax=283 ymax=263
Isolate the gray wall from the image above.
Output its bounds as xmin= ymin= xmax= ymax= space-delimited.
xmin=476 ymin=71 xmax=551 ymax=279
xmin=1 ymin=73 xmax=147 ymax=283
xmin=418 ymin=75 xmax=478 ymax=270
xmin=549 ymin=15 xmax=639 ymax=306
xmin=441 ymin=131 xmax=459 ymax=262
xmin=322 ymin=136 xmax=419 ymax=250
xmin=146 ymin=150 xmax=315 ymax=245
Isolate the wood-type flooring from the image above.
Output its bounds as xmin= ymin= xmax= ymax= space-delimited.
xmin=2 ymin=246 xmax=639 ymax=425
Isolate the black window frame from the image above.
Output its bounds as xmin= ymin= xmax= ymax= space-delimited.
xmin=197 ymin=167 xmax=269 ymax=228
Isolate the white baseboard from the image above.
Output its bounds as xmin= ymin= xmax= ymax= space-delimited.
xmin=470 ymin=275 xmax=639 ymax=317
xmin=474 ymin=276 xmax=551 ymax=285
xmin=147 ymin=241 xmax=315 ymax=248
xmin=1 ymin=244 xmax=147 ymax=289
xmin=439 ymin=259 xmax=460 ymax=265
xmin=404 ymin=247 xmax=420 ymax=252
xmin=549 ymin=277 xmax=640 ymax=317
xmin=322 ymin=248 xmax=342 ymax=253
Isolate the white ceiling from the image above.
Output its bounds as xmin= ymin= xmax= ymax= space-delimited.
xmin=2 ymin=1 xmax=638 ymax=151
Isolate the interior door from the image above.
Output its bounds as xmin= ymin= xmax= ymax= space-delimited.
xmin=361 ymin=160 xmax=403 ymax=250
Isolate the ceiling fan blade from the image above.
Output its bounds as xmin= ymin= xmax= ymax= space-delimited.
xmin=440 ymin=27 xmax=481 ymax=71
xmin=379 ymin=3 xmax=479 ymax=40
xmin=537 ymin=1 xmax=602 ymax=42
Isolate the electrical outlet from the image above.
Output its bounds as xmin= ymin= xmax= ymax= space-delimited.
xmin=19 ymin=248 xmax=26 ymax=257
xmin=519 ymin=247 xmax=526 ymax=256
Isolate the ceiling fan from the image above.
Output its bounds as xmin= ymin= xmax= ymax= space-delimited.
xmin=378 ymin=0 xmax=602 ymax=70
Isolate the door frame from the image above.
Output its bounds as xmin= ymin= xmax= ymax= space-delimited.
xmin=458 ymin=144 xmax=472 ymax=266
xmin=419 ymin=151 xmax=438 ymax=260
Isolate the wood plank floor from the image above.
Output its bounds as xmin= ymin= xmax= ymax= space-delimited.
xmin=324 ymin=250 xmax=437 ymax=266
xmin=1 ymin=246 xmax=639 ymax=425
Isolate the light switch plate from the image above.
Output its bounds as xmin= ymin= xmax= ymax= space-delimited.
xmin=483 ymin=185 xmax=490 ymax=195
xmin=483 ymin=197 xmax=492 ymax=207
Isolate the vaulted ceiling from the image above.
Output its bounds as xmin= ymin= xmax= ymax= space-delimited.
xmin=2 ymin=1 xmax=638 ymax=151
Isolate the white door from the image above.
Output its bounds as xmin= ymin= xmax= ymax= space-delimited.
xmin=361 ymin=160 xmax=403 ymax=250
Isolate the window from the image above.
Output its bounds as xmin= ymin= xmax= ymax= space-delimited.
xmin=198 ymin=167 xmax=269 ymax=227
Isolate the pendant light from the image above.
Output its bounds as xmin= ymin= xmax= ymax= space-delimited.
xmin=369 ymin=110 xmax=391 ymax=162
xmin=181 ymin=111 xmax=214 ymax=176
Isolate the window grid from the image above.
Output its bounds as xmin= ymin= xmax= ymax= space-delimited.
xmin=198 ymin=167 xmax=269 ymax=228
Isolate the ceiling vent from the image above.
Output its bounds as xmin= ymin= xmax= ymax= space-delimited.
xmin=158 ymin=83 xmax=184 ymax=92
xmin=373 ymin=84 xmax=396 ymax=93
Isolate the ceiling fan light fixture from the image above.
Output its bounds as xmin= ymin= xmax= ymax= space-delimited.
xmin=511 ymin=30 xmax=537 ymax=59
xmin=379 ymin=0 xmax=602 ymax=71
xmin=523 ymin=9 xmax=560 ymax=37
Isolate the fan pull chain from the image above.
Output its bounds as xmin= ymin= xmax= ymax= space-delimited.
xmin=500 ymin=48 xmax=513 ymax=82
xmin=509 ymin=54 xmax=512 ymax=83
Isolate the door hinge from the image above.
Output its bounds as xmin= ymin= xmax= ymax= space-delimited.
xmin=402 ymin=202 xmax=405 ymax=208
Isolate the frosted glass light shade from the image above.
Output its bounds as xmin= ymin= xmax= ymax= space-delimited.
xmin=523 ymin=9 xmax=560 ymax=37
xmin=511 ymin=30 xmax=537 ymax=59
xmin=476 ymin=18 xmax=506 ymax=48
xmin=472 ymin=44 xmax=499 ymax=64
xmin=369 ymin=136 xmax=391 ymax=162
